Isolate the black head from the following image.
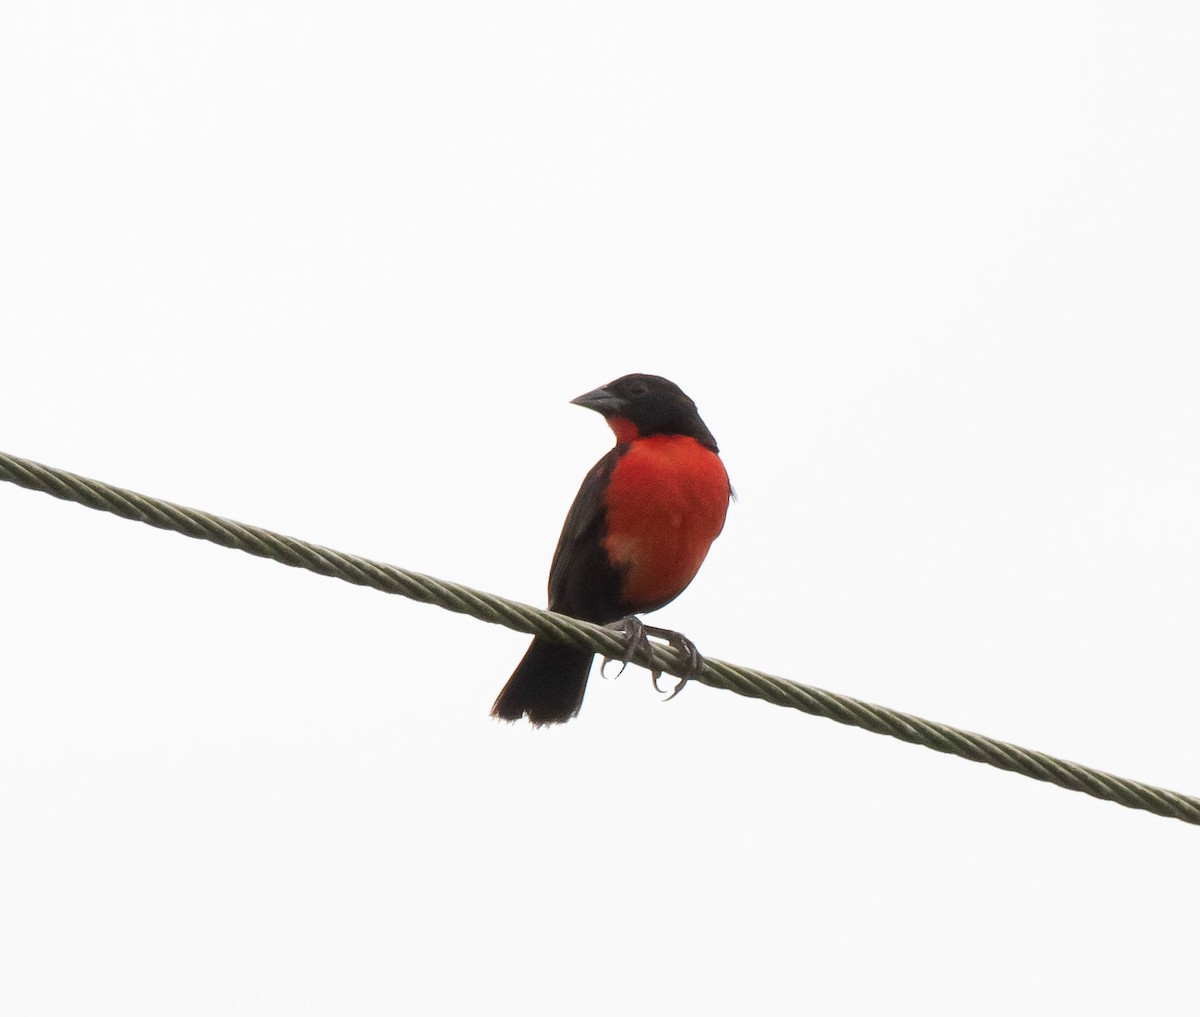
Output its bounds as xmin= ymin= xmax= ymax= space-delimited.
xmin=570 ymin=373 xmax=719 ymax=451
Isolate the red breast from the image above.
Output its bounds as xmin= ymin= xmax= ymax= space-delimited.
xmin=602 ymin=434 xmax=730 ymax=610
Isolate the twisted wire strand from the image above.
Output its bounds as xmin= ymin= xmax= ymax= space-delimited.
xmin=2 ymin=448 xmax=1197 ymax=826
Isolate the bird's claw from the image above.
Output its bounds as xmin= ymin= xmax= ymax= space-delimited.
xmin=643 ymin=624 xmax=704 ymax=700
xmin=601 ymin=617 xmax=704 ymax=701
xmin=600 ymin=616 xmax=652 ymax=680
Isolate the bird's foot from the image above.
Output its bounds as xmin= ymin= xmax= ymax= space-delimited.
xmin=600 ymin=616 xmax=651 ymax=680
xmin=641 ymin=624 xmax=704 ymax=700
xmin=600 ymin=617 xmax=704 ymax=701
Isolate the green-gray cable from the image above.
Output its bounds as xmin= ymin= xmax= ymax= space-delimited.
xmin=2 ymin=448 xmax=1197 ymax=826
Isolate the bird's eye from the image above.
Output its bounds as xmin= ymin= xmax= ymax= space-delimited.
xmin=626 ymin=380 xmax=649 ymax=398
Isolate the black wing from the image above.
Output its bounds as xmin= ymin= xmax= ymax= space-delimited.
xmin=546 ymin=447 xmax=626 ymax=623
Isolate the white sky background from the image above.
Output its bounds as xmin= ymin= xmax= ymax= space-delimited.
xmin=2 ymin=2 xmax=1198 ymax=1013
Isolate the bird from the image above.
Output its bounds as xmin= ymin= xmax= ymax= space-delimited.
xmin=492 ymin=373 xmax=731 ymax=726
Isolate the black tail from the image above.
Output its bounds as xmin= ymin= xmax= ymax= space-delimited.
xmin=491 ymin=638 xmax=594 ymax=726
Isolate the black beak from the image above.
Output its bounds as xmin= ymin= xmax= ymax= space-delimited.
xmin=570 ymin=385 xmax=624 ymax=415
